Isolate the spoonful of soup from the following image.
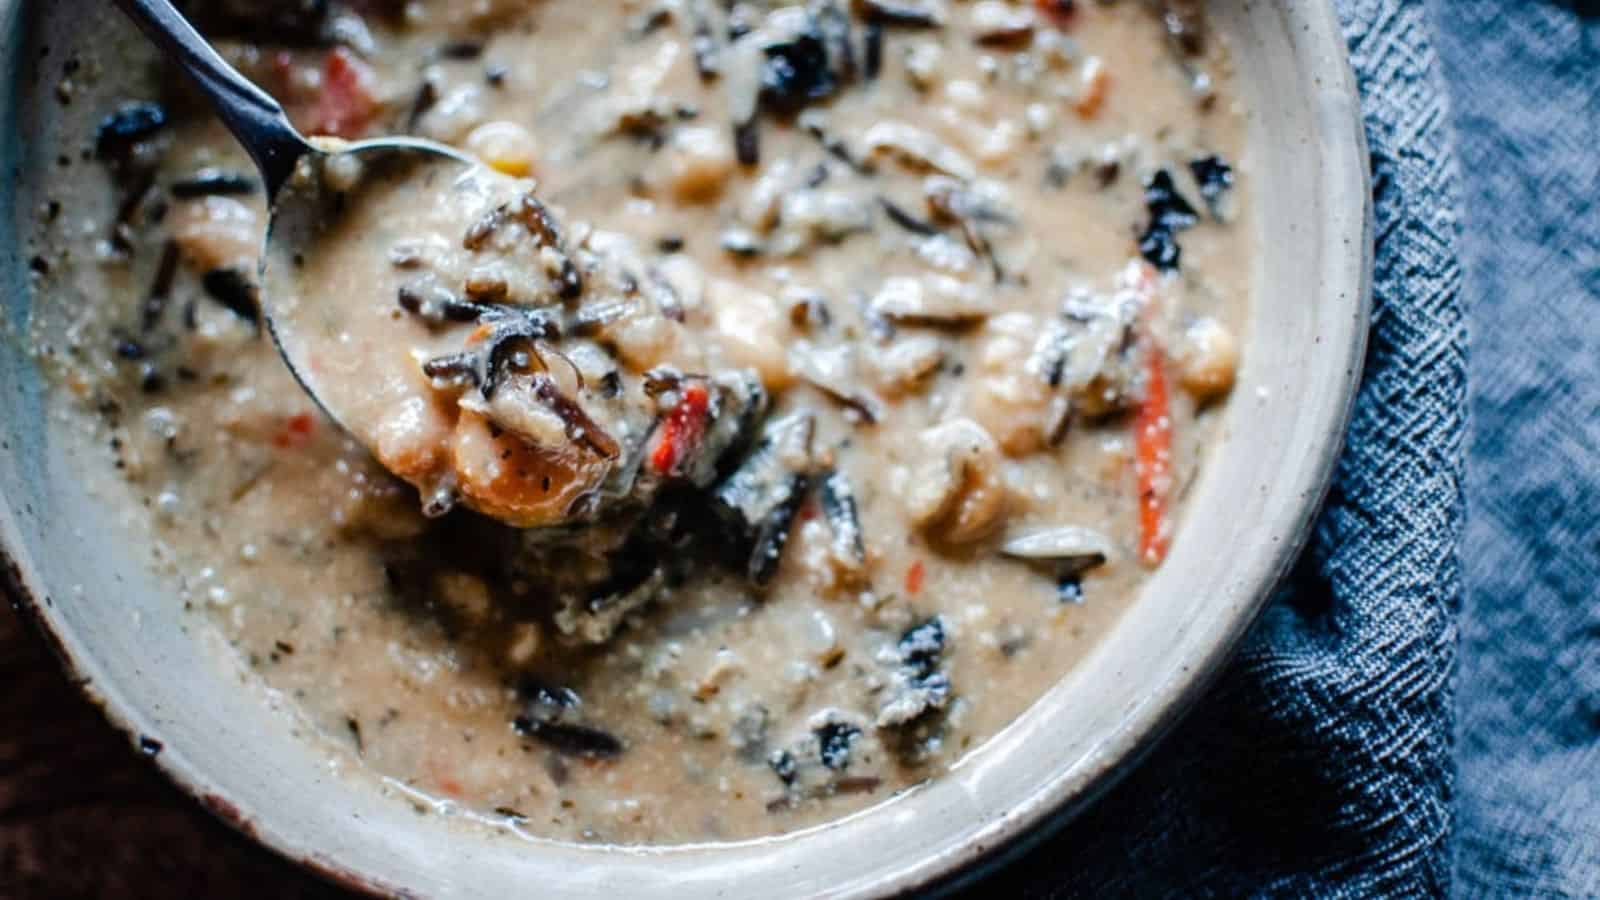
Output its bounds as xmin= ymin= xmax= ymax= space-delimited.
xmin=114 ymin=0 xmax=769 ymax=529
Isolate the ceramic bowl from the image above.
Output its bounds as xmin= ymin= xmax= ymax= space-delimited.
xmin=0 ymin=1 xmax=1369 ymax=896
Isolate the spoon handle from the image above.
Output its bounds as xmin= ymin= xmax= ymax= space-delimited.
xmin=110 ymin=0 xmax=312 ymax=198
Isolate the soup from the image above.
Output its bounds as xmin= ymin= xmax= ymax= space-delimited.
xmin=29 ymin=0 xmax=1248 ymax=844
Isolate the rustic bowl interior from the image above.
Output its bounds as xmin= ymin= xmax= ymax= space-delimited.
xmin=0 ymin=1 xmax=1368 ymax=897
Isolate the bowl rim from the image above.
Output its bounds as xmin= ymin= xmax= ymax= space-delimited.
xmin=0 ymin=0 xmax=1372 ymax=895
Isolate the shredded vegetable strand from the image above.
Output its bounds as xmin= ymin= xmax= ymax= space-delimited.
xmin=1135 ymin=337 xmax=1173 ymax=566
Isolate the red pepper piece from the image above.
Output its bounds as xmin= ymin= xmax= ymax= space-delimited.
xmin=650 ymin=382 xmax=711 ymax=476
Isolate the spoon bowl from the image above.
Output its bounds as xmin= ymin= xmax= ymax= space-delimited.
xmin=111 ymin=0 xmax=481 ymax=454
xmin=260 ymin=139 xmax=477 ymax=451
xmin=113 ymin=0 xmax=610 ymax=527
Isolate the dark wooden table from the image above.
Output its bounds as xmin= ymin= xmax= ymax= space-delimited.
xmin=1 ymin=603 xmax=347 ymax=899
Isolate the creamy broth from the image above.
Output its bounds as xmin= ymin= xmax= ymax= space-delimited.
xmin=30 ymin=0 xmax=1249 ymax=843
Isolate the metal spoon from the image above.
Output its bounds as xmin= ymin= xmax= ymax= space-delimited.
xmin=111 ymin=0 xmax=479 ymax=439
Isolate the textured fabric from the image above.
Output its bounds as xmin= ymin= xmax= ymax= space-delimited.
xmin=1431 ymin=2 xmax=1600 ymax=897
xmin=982 ymin=1 xmax=1471 ymax=895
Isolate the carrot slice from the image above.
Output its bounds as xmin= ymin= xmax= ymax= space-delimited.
xmin=271 ymin=412 xmax=317 ymax=449
xmin=1073 ymin=57 xmax=1110 ymax=119
xmin=905 ymin=559 xmax=926 ymax=596
xmin=649 ymin=382 xmax=711 ymax=476
xmin=1035 ymin=0 xmax=1077 ymax=26
xmin=311 ymin=48 xmax=379 ymax=139
xmin=1135 ymin=339 xmax=1173 ymax=566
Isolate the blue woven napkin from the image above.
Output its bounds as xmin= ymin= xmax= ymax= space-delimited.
xmin=980 ymin=0 xmax=1471 ymax=894
xmin=1434 ymin=1 xmax=1600 ymax=896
